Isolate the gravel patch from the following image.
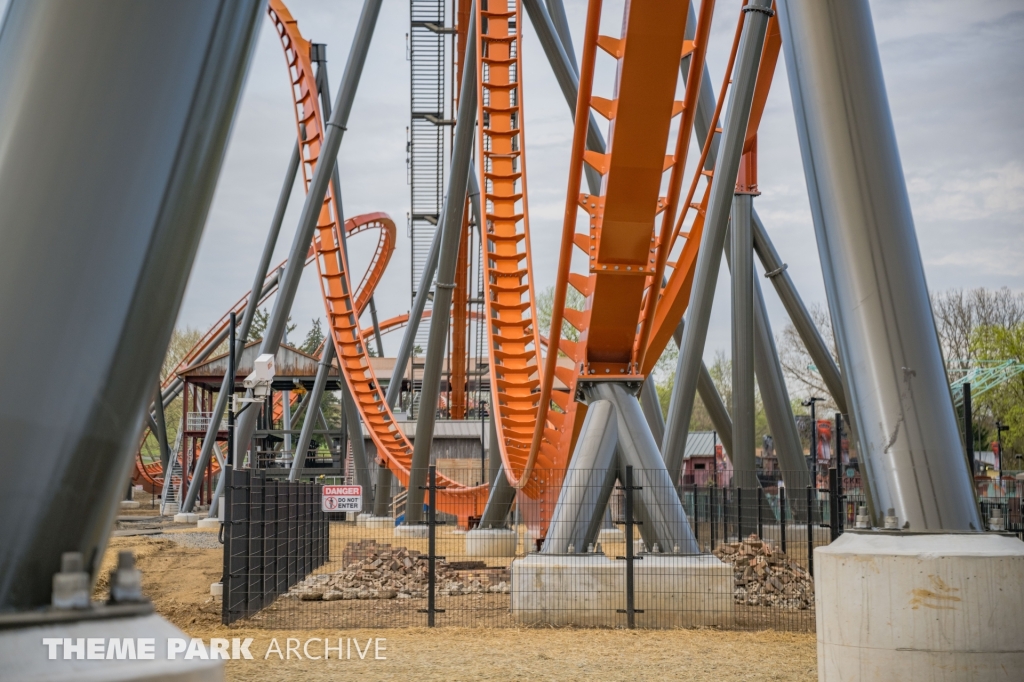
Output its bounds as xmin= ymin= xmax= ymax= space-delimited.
xmin=153 ymin=532 xmax=223 ymax=550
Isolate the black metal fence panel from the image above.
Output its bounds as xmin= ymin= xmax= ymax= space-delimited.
xmin=218 ymin=465 xmax=1022 ymax=630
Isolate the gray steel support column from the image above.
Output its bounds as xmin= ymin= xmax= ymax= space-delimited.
xmin=731 ymin=196 xmax=757 ymax=491
xmin=545 ymin=0 xmax=577 ymax=75
xmin=0 ymin=0 xmax=262 ymax=610
xmin=486 ymin=414 xmax=502 ymax=487
xmin=542 ymin=400 xmax=618 ymax=554
xmin=590 ymin=384 xmax=699 ymax=554
xmin=671 ymin=323 xmax=735 ymax=459
xmin=661 ymin=0 xmax=772 ymax=482
xmin=404 ymin=12 xmax=477 ymax=525
xmin=639 ymin=380 xmax=665 ymax=447
xmin=479 ymin=464 xmax=517 ymax=530
xmin=751 ymin=213 xmax=846 ymax=413
xmin=234 ymin=0 xmax=383 ymax=456
xmin=342 ymin=386 xmax=373 ymax=510
xmin=522 ymin=0 xmax=604 ymax=194
xmin=289 ymin=344 xmax=335 ymax=481
xmin=153 ymin=383 xmax=172 ymax=476
xmin=372 ymin=462 xmax=392 ymax=517
xmin=183 ymin=145 xmax=301 ymax=512
xmin=778 ymin=0 xmax=980 ymax=530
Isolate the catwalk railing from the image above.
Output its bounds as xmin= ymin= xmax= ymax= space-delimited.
xmin=220 ymin=465 xmax=1023 ymax=630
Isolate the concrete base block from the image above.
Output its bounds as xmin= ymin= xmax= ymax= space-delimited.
xmin=196 ymin=518 xmax=220 ymax=530
xmin=393 ymin=524 xmax=429 ymax=538
xmin=160 ymin=503 xmax=179 ymax=516
xmin=0 ymin=613 xmax=222 ymax=681
xmin=816 ymin=532 xmax=1024 ymax=681
xmin=210 ymin=582 xmax=223 ymax=598
xmin=512 ymin=553 xmax=733 ymax=628
xmin=172 ymin=513 xmax=201 ymax=524
xmin=119 ymin=500 xmax=140 ymax=510
xmin=355 ymin=513 xmax=373 ymax=528
xmin=597 ymin=528 xmax=624 ymax=542
xmin=466 ymin=529 xmax=516 ymax=557
xmin=362 ymin=516 xmax=395 ymax=529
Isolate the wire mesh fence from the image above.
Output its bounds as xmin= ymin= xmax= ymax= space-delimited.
xmin=220 ymin=464 xmax=1023 ymax=631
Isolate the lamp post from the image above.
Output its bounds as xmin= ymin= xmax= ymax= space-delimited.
xmin=996 ymin=421 xmax=1010 ymax=482
xmin=802 ymin=397 xmax=825 ymax=473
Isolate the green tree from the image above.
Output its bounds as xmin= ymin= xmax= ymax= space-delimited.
xmin=247 ymin=308 xmax=295 ymax=344
xmin=971 ymin=322 xmax=1024 ymax=466
xmin=536 ymin=285 xmax=586 ymax=345
xmin=301 ymin=318 xmax=326 ymax=355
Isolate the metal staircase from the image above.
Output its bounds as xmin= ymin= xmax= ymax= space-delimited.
xmin=409 ymin=0 xmax=449 ymax=356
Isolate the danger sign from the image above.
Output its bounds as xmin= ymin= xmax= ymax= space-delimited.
xmin=322 ymin=485 xmax=362 ymax=513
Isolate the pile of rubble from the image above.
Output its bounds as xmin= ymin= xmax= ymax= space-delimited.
xmin=712 ymin=535 xmax=813 ymax=610
xmin=288 ymin=540 xmax=510 ymax=601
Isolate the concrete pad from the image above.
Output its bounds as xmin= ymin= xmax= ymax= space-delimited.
xmin=196 ymin=518 xmax=220 ymax=530
xmin=512 ymin=553 xmax=733 ymax=628
xmin=816 ymin=532 xmax=1024 ymax=681
xmin=210 ymin=582 xmax=223 ymax=598
xmin=466 ymin=529 xmax=516 ymax=557
xmin=119 ymin=500 xmax=140 ymax=510
xmin=172 ymin=513 xmax=201 ymax=524
xmin=0 ymin=613 xmax=222 ymax=681
xmin=393 ymin=524 xmax=429 ymax=538
xmin=362 ymin=516 xmax=395 ymax=529
xmin=355 ymin=513 xmax=373 ymax=528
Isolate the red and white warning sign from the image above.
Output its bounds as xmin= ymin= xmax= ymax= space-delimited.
xmin=322 ymin=485 xmax=362 ymax=513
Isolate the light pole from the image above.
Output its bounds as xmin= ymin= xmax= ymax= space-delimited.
xmin=996 ymin=421 xmax=1010 ymax=481
xmin=802 ymin=397 xmax=825 ymax=473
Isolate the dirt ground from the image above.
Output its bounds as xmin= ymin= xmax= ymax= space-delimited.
xmin=96 ymin=529 xmax=817 ymax=681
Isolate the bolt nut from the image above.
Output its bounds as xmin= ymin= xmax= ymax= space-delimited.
xmin=109 ymin=550 xmax=145 ymax=603
xmin=52 ymin=551 xmax=90 ymax=609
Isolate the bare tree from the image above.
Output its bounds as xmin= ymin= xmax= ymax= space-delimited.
xmin=932 ymin=287 xmax=1024 ymax=370
xmin=776 ymin=302 xmax=840 ymax=412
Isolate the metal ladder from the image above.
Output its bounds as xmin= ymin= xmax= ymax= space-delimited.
xmin=159 ymin=419 xmax=185 ymax=516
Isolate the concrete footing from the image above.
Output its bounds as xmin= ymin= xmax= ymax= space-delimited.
xmin=0 ymin=613 xmax=222 ymax=681
xmin=394 ymin=524 xmax=429 ymax=538
xmin=196 ymin=518 xmax=220 ymax=530
xmin=511 ymin=553 xmax=733 ymax=627
xmin=119 ymin=500 xmax=140 ymax=510
xmin=466 ymin=528 xmax=516 ymax=557
xmin=355 ymin=513 xmax=373 ymax=527
xmin=362 ymin=516 xmax=395 ymax=529
xmin=816 ymin=532 xmax=1024 ymax=681
xmin=172 ymin=513 xmax=201 ymax=524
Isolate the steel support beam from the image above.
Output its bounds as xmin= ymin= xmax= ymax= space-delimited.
xmin=731 ymin=195 xmax=757 ymax=490
xmin=234 ymin=0 xmax=383 ymax=457
xmin=0 ymin=0 xmax=262 ymax=610
xmin=662 ymin=0 xmax=773 ymax=480
xmin=478 ymin=463 xmax=518 ymax=530
xmin=542 ymin=400 xmax=619 ymax=554
xmin=639 ymin=380 xmax=665 ymax=447
xmin=752 ymin=213 xmax=846 ymax=413
xmin=522 ymin=0 xmax=605 ymax=194
xmin=590 ymin=383 xmax=699 ymax=554
xmin=778 ymin=0 xmax=979 ymax=530
xmin=405 ymin=12 xmax=477 ymax=524
xmin=372 ymin=462 xmax=392 ymax=517
xmin=184 ymin=145 xmax=301 ymax=512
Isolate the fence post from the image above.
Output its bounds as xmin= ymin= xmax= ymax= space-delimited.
xmin=757 ymin=486 xmax=763 ymax=539
xmin=828 ymin=466 xmax=839 ymax=541
xmin=220 ymin=464 xmax=232 ymax=625
xmin=616 ymin=465 xmax=644 ymax=629
xmin=779 ymin=486 xmax=787 ymax=555
xmin=709 ymin=482 xmax=717 ymax=552
xmin=806 ymin=485 xmax=814 ymax=576
xmin=419 ymin=465 xmax=446 ymax=626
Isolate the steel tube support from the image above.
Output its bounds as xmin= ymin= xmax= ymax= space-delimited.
xmin=234 ymin=0 xmax=383 ymax=455
xmin=153 ymin=383 xmax=172 ymax=476
xmin=731 ymin=196 xmax=757 ymax=491
xmin=522 ymin=0 xmax=605 ymax=195
xmin=478 ymin=464 xmax=517 ymax=530
xmin=778 ymin=0 xmax=980 ymax=530
xmin=590 ymin=383 xmax=699 ymax=554
xmin=670 ymin=323 xmax=735 ymax=459
xmin=542 ymin=400 xmax=619 ymax=554
xmin=404 ymin=13 xmax=477 ymax=524
xmin=662 ymin=0 xmax=773 ymax=480
xmin=639 ymin=380 xmax=665 ymax=447
xmin=751 ymin=213 xmax=846 ymax=414
xmin=184 ymin=146 xmax=301 ymax=512
xmin=487 ymin=413 xmax=501 ymax=487
xmin=372 ymin=463 xmax=392 ymax=517
xmin=0 ymin=0 xmax=262 ymax=610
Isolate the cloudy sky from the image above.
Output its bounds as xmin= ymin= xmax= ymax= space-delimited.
xmin=175 ymin=0 xmax=1024 ymax=362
